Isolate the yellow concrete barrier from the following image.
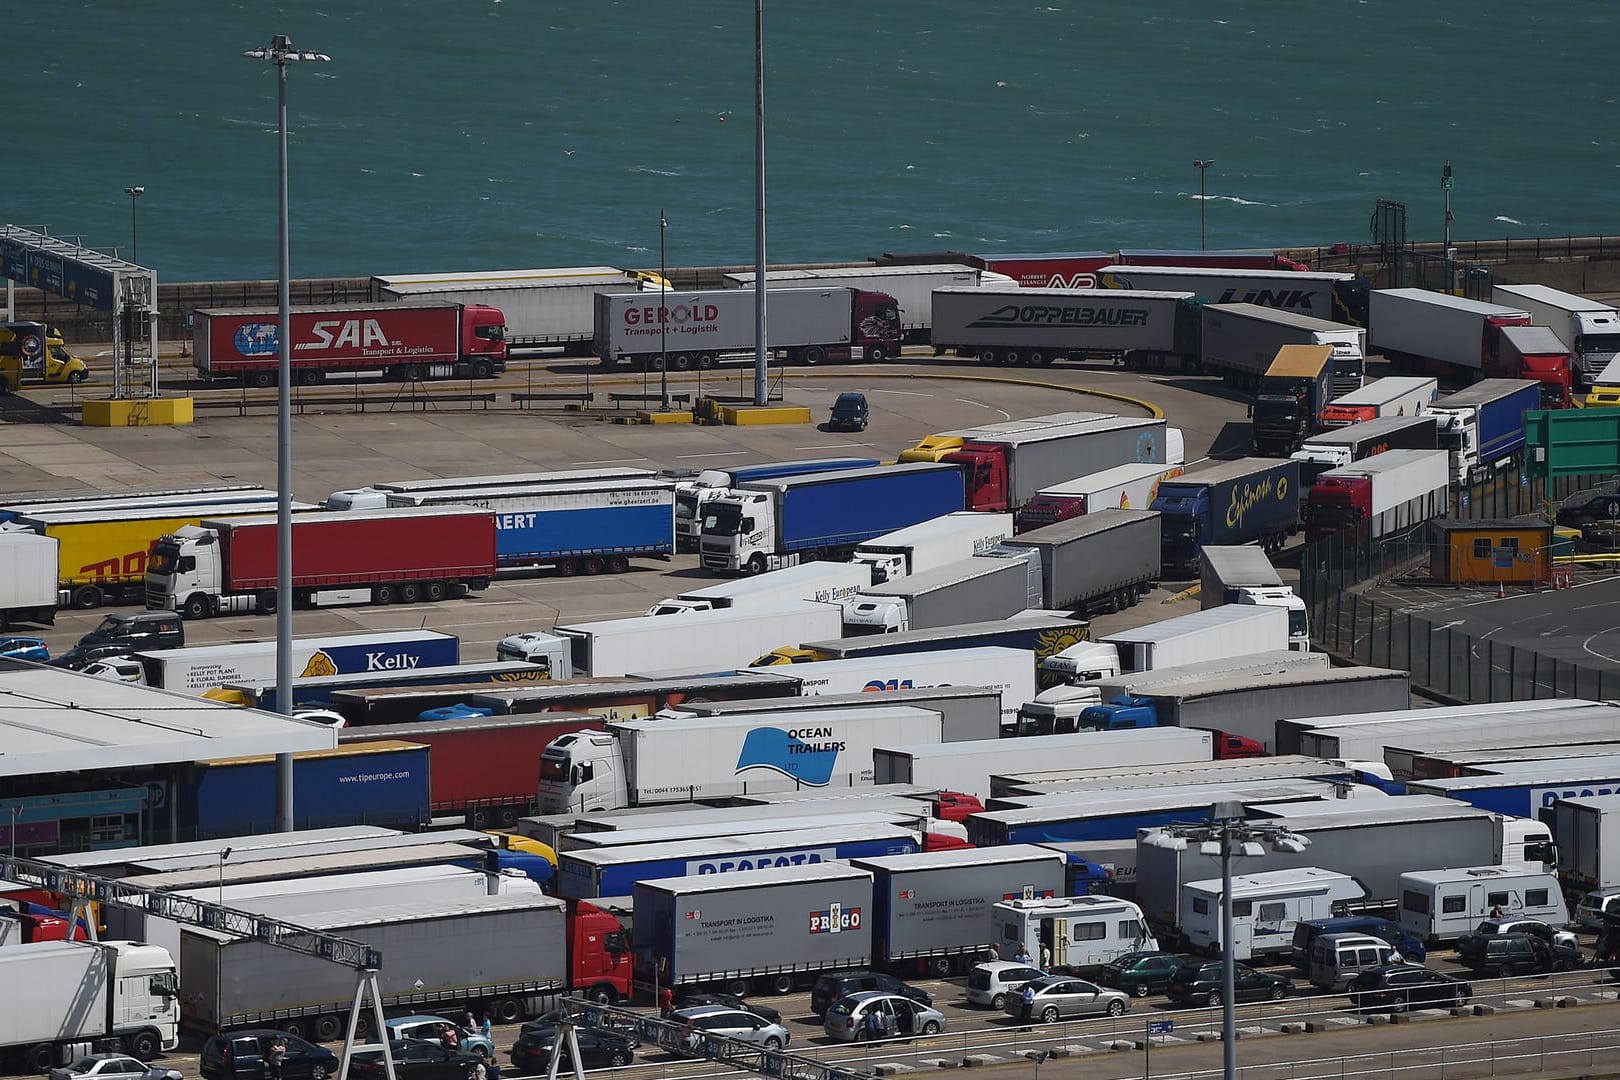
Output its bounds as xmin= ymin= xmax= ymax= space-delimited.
xmin=636 ymin=410 xmax=693 ymax=425
xmin=719 ymin=405 xmax=812 ymax=426
xmin=81 ymin=397 xmax=194 ymax=427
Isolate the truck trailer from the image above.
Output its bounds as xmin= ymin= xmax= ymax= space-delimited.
xmin=761 ymin=613 xmax=1086 ymax=671
xmin=1198 ymin=546 xmax=1309 ymax=650
xmin=1100 ymin=265 xmax=1360 ymax=324
xmin=998 ymin=508 xmax=1161 ymax=617
xmin=649 ymin=560 xmax=872 ymax=616
xmin=1250 ymin=344 xmax=1337 ymax=456
xmin=1198 ymin=302 xmax=1368 ymax=393
xmin=1426 ymin=379 xmax=1541 ymax=485
xmin=327 ymin=466 xmax=657 ymax=513
xmin=544 ymin=601 xmax=844 ymax=677
xmin=898 ymin=411 xmax=1109 ymax=464
xmin=146 ymin=506 xmax=498 ymax=618
xmin=0 ymin=941 xmax=179 ymax=1069
xmin=928 ymin=286 xmax=1198 ymax=368
xmin=1491 ymin=282 xmax=1620 ymax=387
xmin=842 ymin=554 xmax=1032 ymax=634
xmin=944 ymin=416 xmax=1171 ymax=514
xmin=593 ymin=287 xmax=901 ymax=370
xmin=1305 ymin=448 xmax=1450 ymax=543
xmin=0 ymin=532 xmax=57 ymax=627
xmin=699 ymin=463 xmax=965 ymax=575
xmin=1496 ymin=327 xmax=1575 ymax=408
xmin=674 ymin=458 xmax=878 ymax=551
xmin=1151 ymin=457 xmax=1301 ymax=575
xmin=1319 ymin=376 xmax=1437 ymax=429
xmin=1289 ymin=414 xmax=1440 ymax=485
xmin=1016 ymin=460 xmax=1187 ymax=531
xmin=722 ymin=264 xmax=1013 ymax=343
xmin=850 ymin=511 xmax=1013 ymax=585
xmin=1367 ymin=289 xmax=1554 ymax=397
xmin=1405 ymin=755 xmax=1620 ymax=818
xmin=1552 ymin=794 xmax=1620 ymax=893
xmin=191 ymin=302 xmax=508 ymax=385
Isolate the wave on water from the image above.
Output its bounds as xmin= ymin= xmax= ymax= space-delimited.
xmin=630 ymin=165 xmax=682 ymax=177
xmin=1187 ymin=193 xmax=1271 ymax=207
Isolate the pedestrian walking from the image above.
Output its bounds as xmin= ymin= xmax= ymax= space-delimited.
xmin=267 ymin=1036 xmax=287 ymax=1080
xmin=1019 ymin=983 xmax=1036 ymax=1022
xmin=479 ymin=1014 xmax=492 ymax=1043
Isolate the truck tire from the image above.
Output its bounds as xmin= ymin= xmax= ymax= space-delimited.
xmin=587 ymin=985 xmax=616 ymax=1004
xmin=296 ymin=369 xmax=323 ymax=386
xmin=258 ymin=591 xmax=277 ymax=614
xmin=725 ymin=978 xmax=749 ymax=997
xmin=696 ymin=352 xmax=716 ymax=369
xmin=400 ymin=582 xmax=422 ymax=603
xmin=314 ymin=1014 xmax=343 ymax=1042
xmin=645 ymin=354 xmax=666 ymax=372
xmin=671 ymin=352 xmax=693 ymax=371
xmin=768 ymin=973 xmax=795 ymax=994
xmin=126 ymin=1029 xmax=162 ymax=1061
xmin=425 ymin=580 xmax=447 ymax=602
xmin=490 ymin=997 xmax=524 ymax=1024
xmin=183 ymin=593 xmax=210 ymax=620
xmin=25 ymin=1043 xmax=56 ymax=1072
xmin=867 ymin=344 xmax=888 ymax=363
xmin=582 ymin=558 xmax=604 ymax=576
xmin=471 ymin=359 xmax=495 ymax=380
xmin=978 ymin=349 xmax=998 ymax=365
xmin=607 ymin=556 xmax=629 ymax=573
xmin=557 ymin=560 xmax=579 ymax=577
xmin=402 ymin=363 xmax=427 ymax=381
xmin=928 ymin=957 xmax=953 ymax=978
xmin=802 ymin=346 xmax=826 ymax=366
xmin=745 ymin=555 xmax=768 ymax=576
xmin=72 ymin=584 xmax=103 ymax=609
xmin=374 ymin=584 xmax=396 ymax=605
xmin=1027 ymin=352 xmax=1045 ymax=367
xmin=281 ymin=1017 xmax=309 ymax=1041
xmin=248 ymin=370 xmax=276 ymax=389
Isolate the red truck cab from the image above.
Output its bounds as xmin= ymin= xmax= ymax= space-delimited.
xmin=1211 ymin=730 xmax=1266 ymax=759
xmin=1305 ymin=474 xmax=1371 ymax=541
xmin=462 ymin=303 xmax=510 ymax=366
xmin=931 ymin=791 xmax=985 ymax=822
xmin=569 ymin=901 xmax=635 ymax=1002
xmin=1016 ymin=492 xmax=1084 ymax=530
xmin=942 ymin=442 xmax=1009 ymax=512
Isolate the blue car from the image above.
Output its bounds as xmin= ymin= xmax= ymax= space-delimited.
xmin=0 ymin=636 xmax=49 ymax=663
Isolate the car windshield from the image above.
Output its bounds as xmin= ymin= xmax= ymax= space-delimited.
xmin=90 ymin=616 xmax=126 ymax=636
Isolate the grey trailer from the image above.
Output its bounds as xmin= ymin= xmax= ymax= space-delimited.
xmin=1137 ymin=666 xmax=1411 ymax=752
xmin=998 ymin=508 xmax=1161 ymax=615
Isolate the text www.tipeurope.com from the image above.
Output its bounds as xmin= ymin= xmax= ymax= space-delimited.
xmin=339 ymin=771 xmax=411 ymax=784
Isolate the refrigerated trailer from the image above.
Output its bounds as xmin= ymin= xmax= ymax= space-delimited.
xmin=1199 ymin=302 xmax=1368 ymax=392
xmin=851 ymin=511 xmax=1013 ymax=585
xmin=842 ymin=554 xmax=1033 ymax=634
xmin=1290 ymin=414 xmax=1440 ymax=485
xmin=722 ymin=264 xmax=1014 ymax=343
xmin=1305 ymin=449 xmax=1451 ymax=543
xmin=928 ymin=286 xmax=1198 ymax=368
xmin=1491 ymin=283 xmax=1620 ymax=386
xmin=1318 ymin=376 xmax=1437 ymax=428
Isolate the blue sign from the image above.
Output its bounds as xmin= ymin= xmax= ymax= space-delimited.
xmin=26 ymin=250 xmax=64 ymax=294
xmin=61 ymin=259 xmax=116 ymax=311
xmin=0 ymin=238 xmax=25 ymax=283
xmin=1147 ymin=1020 xmax=1175 ymax=1035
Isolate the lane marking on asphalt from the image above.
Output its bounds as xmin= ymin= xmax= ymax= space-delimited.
xmin=1581 ymin=625 xmax=1620 ymax=666
xmin=572 ymin=458 xmax=643 ymax=465
xmin=867 ymin=388 xmax=934 ymax=397
xmin=793 ymin=443 xmax=877 ymax=450
xmin=675 ymin=451 xmax=750 ymax=459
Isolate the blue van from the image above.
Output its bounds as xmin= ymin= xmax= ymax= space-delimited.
xmin=1291 ymin=916 xmax=1425 ymax=971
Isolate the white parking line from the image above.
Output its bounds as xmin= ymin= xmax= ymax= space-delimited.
xmin=572 ymin=458 xmax=642 ymax=465
xmin=793 ymin=444 xmax=877 ymax=450
xmin=867 ymin=388 xmax=933 ymax=397
xmin=675 ymin=451 xmax=750 ymax=459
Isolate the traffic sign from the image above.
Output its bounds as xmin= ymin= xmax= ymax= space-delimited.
xmin=1147 ymin=1020 xmax=1175 ymax=1035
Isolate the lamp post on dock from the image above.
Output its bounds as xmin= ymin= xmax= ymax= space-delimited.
xmin=243 ymin=33 xmax=329 ymax=832
xmin=123 ymin=186 xmax=144 ymax=265
xmin=1194 ymin=159 xmax=1215 ymax=250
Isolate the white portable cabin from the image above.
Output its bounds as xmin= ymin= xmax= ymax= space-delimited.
xmin=989 ymin=894 xmax=1157 ymax=972
xmin=1397 ymin=864 xmax=1568 ymax=944
xmin=1179 ymin=868 xmax=1366 ymax=961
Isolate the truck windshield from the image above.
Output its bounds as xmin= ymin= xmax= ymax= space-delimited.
xmin=1161 ymin=517 xmax=1198 ymax=544
xmin=675 ymin=493 xmax=699 ymax=521
xmin=147 ymin=543 xmax=182 ymax=575
xmin=473 ymin=323 xmax=506 ymax=342
xmin=538 ymin=755 xmax=571 ymax=784
xmin=1309 ymin=504 xmax=1362 ymax=531
xmin=1288 ymin=610 xmax=1309 ymax=639
xmin=703 ymin=504 xmax=744 ymax=536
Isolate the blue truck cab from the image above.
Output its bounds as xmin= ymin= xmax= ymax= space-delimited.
xmin=1151 ymin=458 xmax=1301 ymax=577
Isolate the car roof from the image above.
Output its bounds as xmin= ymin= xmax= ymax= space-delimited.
xmin=671 ymin=1005 xmax=747 ymax=1019
xmin=973 ymin=960 xmax=1038 ymax=971
xmin=388 ymin=1015 xmax=454 ymax=1024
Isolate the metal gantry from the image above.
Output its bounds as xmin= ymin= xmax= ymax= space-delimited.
xmin=0 ymin=855 xmax=397 ymax=1080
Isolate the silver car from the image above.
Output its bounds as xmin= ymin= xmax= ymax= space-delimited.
xmin=822 ymin=991 xmax=947 ymax=1043
xmin=50 ymin=1058 xmax=180 ymax=1080
xmin=1003 ymin=976 xmax=1130 ymax=1023
xmin=670 ymin=1006 xmax=791 ymax=1052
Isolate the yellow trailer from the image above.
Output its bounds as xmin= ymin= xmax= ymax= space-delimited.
xmin=20 ymin=498 xmax=310 ymax=609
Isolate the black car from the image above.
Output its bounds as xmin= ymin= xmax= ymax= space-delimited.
xmin=1556 ymin=493 xmax=1620 ymax=528
xmin=201 ymin=1031 xmax=339 ymax=1080
xmin=509 ymin=1029 xmax=634 ymax=1074
xmin=350 ymin=1041 xmax=483 ymax=1080
xmin=810 ymin=971 xmax=931 ymax=1017
xmin=827 ymin=392 xmax=869 ymax=432
xmin=1096 ymin=951 xmax=1189 ymax=998
xmin=665 ymin=990 xmax=781 ymax=1025
xmin=1166 ymin=962 xmax=1294 ymax=1008
xmin=1348 ymin=965 xmax=1472 ymax=1013
xmin=1457 ymin=932 xmax=1581 ymax=976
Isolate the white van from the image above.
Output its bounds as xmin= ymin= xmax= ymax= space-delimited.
xmin=1398 ymin=865 xmax=1568 ymax=944
xmin=990 ymin=895 xmax=1158 ymax=973
xmin=1181 ymin=867 xmax=1366 ymax=962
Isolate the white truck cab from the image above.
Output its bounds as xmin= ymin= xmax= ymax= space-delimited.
xmin=492 ymin=631 xmax=574 ymax=678
xmin=698 ymin=490 xmax=781 ymax=574
xmin=1017 ymin=643 xmax=1126 ymax=736
xmin=539 ymin=730 xmax=624 ymax=814
xmin=1227 ymin=586 xmax=1310 ymax=651
xmin=323 ymin=487 xmax=392 ymax=511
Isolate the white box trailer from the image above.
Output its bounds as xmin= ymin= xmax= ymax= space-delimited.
xmin=0 ymin=941 xmax=180 ymax=1066
xmin=1198 ymin=302 xmax=1368 ymax=391
xmin=369 ymin=266 xmax=654 ymax=351
xmin=722 ymin=263 xmax=1014 ymax=342
xmin=1102 ymin=604 xmax=1289 ymax=672
xmin=554 ymin=600 xmax=845 ymax=676
xmin=1306 ymin=448 xmax=1450 ymax=542
xmin=648 ymin=560 xmax=871 ymax=615
xmin=1100 ymin=265 xmax=1355 ymax=322
xmin=842 ymin=554 xmax=1033 ymax=635
xmin=745 ymin=646 xmax=1037 ymax=728
xmin=1180 ymin=868 xmax=1366 ymax=961
xmin=1492 ymin=282 xmax=1620 ymax=381
xmin=930 ymin=286 xmax=1197 ymax=367
xmin=1287 ymin=701 xmax=1620 ymax=762
xmin=1318 ymin=376 xmax=1437 ymax=428
xmin=873 ymin=727 xmax=1214 ymax=799
xmin=1553 ymin=794 xmax=1620 ymax=893
xmin=0 ymin=531 xmax=57 ymax=627
xmin=851 ymin=511 xmax=1013 ymax=585
xmin=1369 ymin=289 xmax=1529 ymax=372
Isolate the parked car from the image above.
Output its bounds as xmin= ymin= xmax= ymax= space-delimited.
xmin=1456 ymin=932 xmax=1581 ymax=977
xmin=822 ymin=991 xmax=947 ymax=1042
xmin=509 ymin=1028 xmax=634 ymax=1074
xmin=828 ymin=391 xmax=869 ymax=432
xmin=668 ymin=1006 xmax=791 ymax=1052
xmin=383 ymin=1015 xmax=494 ymax=1060
xmin=964 ymin=961 xmax=1047 ymax=1009
xmin=1457 ymin=919 xmax=1579 ymax=953
xmin=51 ymin=1056 xmax=180 ymax=1080
xmin=1002 ymin=976 xmax=1130 ymax=1022
xmin=810 ymin=970 xmax=932 ymax=1017
xmin=1166 ymin=962 xmax=1294 ymax=1008
xmin=664 ymin=990 xmax=781 ymax=1024
xmin=1348 ymin=965 xmax=1472 ymax=1013
xmin=1576 ymin=887 xmax=1620 ymax=931
xmin=1291 ymin=916 xmax=1427 ymax=970
xmin=1556 ymin=493 xmax=1620 ymax=528
xmin=1096 ymin=951 xmax=1189 ymax=998
xmin=0 ymin=635 xmax=49 ymax=662
xmin=201 ymin=1031 xmax=339 ymax=1080
xmin=350 ymin=1041 xmax=483 ymax=1080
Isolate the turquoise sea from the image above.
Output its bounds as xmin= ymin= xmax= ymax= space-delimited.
xmin=9 ymin=2 xmax=1617 ymax=282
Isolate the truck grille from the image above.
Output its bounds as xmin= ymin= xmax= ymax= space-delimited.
xmin=144 ymin=588 xmax=173 ymax=611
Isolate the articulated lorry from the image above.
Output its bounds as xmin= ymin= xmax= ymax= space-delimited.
xmin=1251 ymin=345 xmax=1337 ymax=456
xmin=1367 ymin=289 xmax=1569 ymax=404
xmin=539 ymin=704 xmax=967 ymax=815
xmin=1405 ymin=755 xmax=1620 ymax=819
xmin=147 ymin=506 xmax=498 ymax=617
xmin=1305 ymin=449 xmax=1450 ymax=543
xmin=1427 ymin=379 xmax=1541 ymax=485
xmin=842 ymin=554 xmax=1034 ymax=634
xmin=593 ymin=286 xmax=901 ymax=370
xmin=898 ymin=411 xmax=1109 ymax=464
xmin=1100 ymin=264 xmax=1363 ymax=324
xmin=0 ymin=941 xmax=179 ymax=1069
xmin=944 ymin=416 xmax=1171 ymax=515
xmin=997 ymin=508 xmax=1161 ymax=617
xmin=648 ymin=560 xmax=871 ymax=615
xmin=1552 ymin=794 xmax=1620 ymax=893
xmin=386 ymin=477 xmax=674 ymax=575
xmin=1496 ymin=327 xmax=1574 ymax=408
xmin=757 ymin=613 xmax=1086 ymax=671
xmin=1151 ymin=457 xmax=1301 ymax=575
xmin=1198 ymin=546 xmax=1308 ymax=649
xmin=1290 ymin=414 xmax=1440 ymax=485
xmin=674 ymin=458 xmax=877 ymax=550
xmin=1016 ymin=459 xmax=1186 ymax=531
xmin=192 ymin=302 xmax=508 ymax=385
xmin=1198 ymin=302 xmax=1369 ymax=393
xmin=326 ymin=466 xmax=656 ymax=512
xmin=80 ymin=629 xmax=460 ymax=695
xmin=1492 ymin=283 xmax=1620 ymax=387
xmin=369 ymin=266 xmax=657 ymax=353
xmin=928 ymin=286 xmax=1199 ymax=368
xmin=1319 ymin=376 xmax=1437 ymax=428
xmin=0 ymin=532 xmax=57 ymax=628
xmin=699 ymin=463 xmax=965 ymax=575
xmin=213 ymin=661 xmax=555 ymax=714
xmin=850 ymin=511 xmax=1013 ymax=585
xmin=723 ymin=264 xmax=1013 ymax=343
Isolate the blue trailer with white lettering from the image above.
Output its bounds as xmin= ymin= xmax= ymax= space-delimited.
xmin=556 ymin=822 xmax=918 ymax=900
xmin=1406 ymin=755 xmax=1620 ymax=818
xmin=1150 ymin=457 xmax=1301 ymax=576
xmin=388 ymin=478 xmax=674 ymax=575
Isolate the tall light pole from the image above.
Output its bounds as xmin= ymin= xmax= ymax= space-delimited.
xmin=1143 ymin=802 xmax=1309 ymax=1080
xmin=1194 ymin=160 xmax=1215 ymax=250
xmin=244 ymin=34 xmax=329 ymax=832
xmin=752 ymin=0 xmax=768 ymax=407
xmin=1442 ymin=160 xmax=1455 ymax=290
xmin=659 ymin=210 xmax=669 ymax=412
xmin=123 ymin=186 xmax=145 ymax=265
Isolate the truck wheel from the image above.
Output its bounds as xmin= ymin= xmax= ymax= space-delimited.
xmin=258 ymin=591 xmax=277 ymax=614
xmin=769 ymin=973 xmax=795 ymax=994
xmin=928 ymin=957 xmax=953 ymax=978
xmin=671 ymin=353 xmax=693 ymax=371
xmin=607 ymin=556 xmax=630 ymax=573
xmin=68 ymin=368 xmax=88 ymax=383
xmin=557 ymin=560 xmax=579 ymax=577
xmin=867 ymin=344 xmax=888 ymax=363
xmin=745 ymin=555 xmax=768 ymax=576
xmin=978 ymin=349 xmax=998 ymax=365
xmin=72 ymin=584 xmax=104 ymax=609
xmin=425 ymin=580 xmax=447 ymax=602
xmin=490 ymin=997 xmax=524 ymax=1024
xmin=296 ymin=368 xmax=324 ymax=386
xmin=402 ymin=363 xmax=427 ymax=381
xmin=126 ymin=1030 xmax=162 ymax=1061
xmin=1027 ymin=352 xmax=1044 ymax=367
xmin=248 ymin=370 xmax=276 ymax=389
xmin=374 ymin=584 xmax=396 ymax=605
xmin=725 ymin=978 xmax=749 ymax=997
xmin=695 ymin=352 xmax=716 ymax=369
xmin=314 ymin=1014 xmax=343 ymax=1042
xmin=400 ymin=582 xmax=422 ymax=603
xmin=587 ymin=985 xmax=616 ymax=1004
xmin=25 ymin=1043 xmax=56 ymax=1072
xmin=281 ymin=1017 xmax=309 ymax=1040
xmin=581 ymin=557 xmax=604 ymax=576
xmin=471 ymin=359 xmax=495 ymax=380
xmin=182 ymin=593 xmax=209 ymax=620
xmin=645 ymin=354 xmax=666 ymax=372
xmin=802 ymin=346 xmax=826 ymax=366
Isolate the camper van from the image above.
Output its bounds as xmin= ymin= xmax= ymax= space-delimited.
xmin=990 ymin=895 xmax=1158 ymax=973
xmin=1180 ymin=868 xmax=1366 ymax=962
xmin=1397 ymin=865 xmax=1568 ymax=945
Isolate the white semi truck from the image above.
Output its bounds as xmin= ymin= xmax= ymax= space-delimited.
xmin=850 ymin=511 xmax=1013 ymax=585
xmin=0 ymin=940 xmax=179 ymax=1069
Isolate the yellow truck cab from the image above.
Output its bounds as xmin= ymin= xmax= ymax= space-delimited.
xmin=0 ymin=323 xmax=90 ymax=388
xmin=898 ymin=434 xmax=966 ymax=462
xmin=750 ymin=645 xmax=830 ymax=666
xmin=1583 ymin=358 xmax=1620 ymax=408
